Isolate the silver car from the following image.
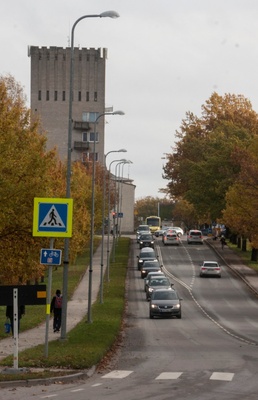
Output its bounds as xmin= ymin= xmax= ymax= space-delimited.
xmin=146 ymin=276 xmax=173 ymax=301
xmin=187 ymin=229 xmax=203 ymax=244
xmin=200 ymin=261 xmax=222 ymax=278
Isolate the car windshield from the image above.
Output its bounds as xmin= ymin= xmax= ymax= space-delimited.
xmin=153 ymin=291 xmax=178 ymax=300
xmin=150 ymin=279 xmax=170 ymax=286
xmin=140 ymin=235 xmax=152 ymax=240
xmin=141 ymin=252 xmax=155 ymax=258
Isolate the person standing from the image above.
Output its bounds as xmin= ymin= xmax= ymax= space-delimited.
xmin=50 ymin=289 xmax=62 ymax=332
xmin=6 ymin=305 xmax=25 ymax=335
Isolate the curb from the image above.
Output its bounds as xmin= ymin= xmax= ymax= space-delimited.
xmin=0 ymin=366 xmax=96 ymax=388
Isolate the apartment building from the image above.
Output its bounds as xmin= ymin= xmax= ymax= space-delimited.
xmin=29 ymin=45 xmax=135 ymax=232
xmin=29 ymin=45 xmax=106 ymax=163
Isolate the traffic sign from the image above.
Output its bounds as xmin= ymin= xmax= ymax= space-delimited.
xmin=40 ymin=249 xmax=62 ymax=265
xmin=33 ymin=198 xmax=73 ymax=237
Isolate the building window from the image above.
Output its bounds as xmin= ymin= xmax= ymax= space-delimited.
xmin=54 ymin=91 xmax=58 ymax=101
xmin=94 ymin=92 xmax=97 ymax=102
xmin=86 ymin=91 xmax=89 ymax=102
xmin=38 ymin=90 xmax=41 ymax=101
xmin=46 ymin=90 xmax=49 ymax=101
xmin=62 ymin=91 xmax=65 ymax=101
xmin=78 ymin=91 xmax=81 ymax=101
xmin=82 ymin=112 xmax=99 ymax=122
xmin=82 ymin=132 xmax=88 ymax=142
xmin=89 ymin=132 xmax=99 ymax=142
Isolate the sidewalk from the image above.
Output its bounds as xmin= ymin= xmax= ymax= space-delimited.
xmin=0 ymin=237 xmax=107 ymax=362
xmin=206 ymin=236 xmax=258 ymax=296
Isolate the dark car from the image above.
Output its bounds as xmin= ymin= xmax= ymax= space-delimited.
xmin=140 ymin=259 xmax=162 ymax=279
xmin=149 ymin=288 xmax=182 ymax=319
xmin=146 ymin=276 xmax=173 ymax=301
xmin=137 ymin=247 xmax=158 ymax=271
xmin=136 ymin=225 xmax=151 ymax=242
xmin=138 ymin=233 xmax=154 ymax=249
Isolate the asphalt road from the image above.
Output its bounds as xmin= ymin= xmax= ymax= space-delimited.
xmin=2 ymin=235 xmax=258 ymax=400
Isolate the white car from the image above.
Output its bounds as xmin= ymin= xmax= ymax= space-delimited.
xmin=200 ymin=261 xmax=222 ymax=278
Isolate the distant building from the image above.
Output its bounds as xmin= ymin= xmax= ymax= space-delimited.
xmin=29 ymin=45 xmax=135 ymax=232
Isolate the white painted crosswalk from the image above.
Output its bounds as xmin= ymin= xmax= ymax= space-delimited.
xmin=100 ymin=370 xmax=235 ymax=382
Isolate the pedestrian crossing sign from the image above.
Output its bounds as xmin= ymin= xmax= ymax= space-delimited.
xmin=33 ymin=198 xmax=73 ymax=237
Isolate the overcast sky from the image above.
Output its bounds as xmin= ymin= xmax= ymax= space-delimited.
xmin=1 ymin=0 xmax=258 ymax=199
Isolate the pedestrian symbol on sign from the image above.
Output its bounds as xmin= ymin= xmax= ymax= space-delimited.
xmin=40 ymin=205 xmax=65 ymax=229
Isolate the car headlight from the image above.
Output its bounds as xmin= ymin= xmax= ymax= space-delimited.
xmin=151 ymin=304 xmax=158 ymax=309
xmin=174 ymin=304 xmax=181 ymax=309
xmin=151 ymin=241 xmax=154 ymax=244
xmin=139 ymin=241 xmax=143 ymax=244
xmin=142 ymin=270 xmax=146 ymax=274
xmin=148 ymin=288 xmax=154 ymax=293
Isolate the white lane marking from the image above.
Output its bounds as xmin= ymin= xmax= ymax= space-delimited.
xmin=71 ymin=388 xmax=85 ymax=392
xmin=102 ymin=370 xmax=133 ymax=379
xmin=92 ymin=383 xmax=103 ymax=387
xmin=40 ymin=396 xmax=57 ymax=399
xmin=210 ymin=372 xmax=234 ymax=381
xmin=155 ymin=372 xmax=183 ymax=380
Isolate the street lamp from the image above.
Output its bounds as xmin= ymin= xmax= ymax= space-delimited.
xmin=118 ymin=160 xmax=133 ymax=235
xmin=100 ymin=148 xmax=127 ymax=304
xmin=112 ymin=160 xmax=131 ymax=262
xmin=61 ymin=10 xmax=120 ymax=339
xmin=88 ymin=111 xmax=125 ymax=323
xmin=107 ymin=158 xmax=127 ymax=278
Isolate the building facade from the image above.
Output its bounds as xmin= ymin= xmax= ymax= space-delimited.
xmin=29 ymin=45 xmax=107 ymax=163
xmin=29 ymin=45 xmax=135 ymax=233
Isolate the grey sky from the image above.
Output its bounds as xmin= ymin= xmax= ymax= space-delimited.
xmin=1 ymin=0 xmax=258 ymax=199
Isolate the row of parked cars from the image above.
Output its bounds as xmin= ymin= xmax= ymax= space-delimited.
xmin=136 ymin=244 xmax=182 ymax=319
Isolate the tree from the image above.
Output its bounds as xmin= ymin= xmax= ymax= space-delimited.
xmin=163 ymin=92 xmax=258 ymax=221
xmin=223 ymin=139 xmax=258 ymax=260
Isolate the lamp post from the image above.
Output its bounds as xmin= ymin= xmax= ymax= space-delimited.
xmin=106 ymin=158 xmax=127 ymax=281
xmin=118 ymin=160 xmax=132 ymax=235
xmin=88 ymin=111 xmax=124 ymax=323
xmin=99 ymin=149 xmax=127 ymax=304
xmin=61 ymin=10 xmax=120 ymax=339
xmin=112 ymin=160 xmax=130 ymax=262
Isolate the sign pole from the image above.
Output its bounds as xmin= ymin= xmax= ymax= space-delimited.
xmin=44 ymin=238 xmax=54 ymax=357
xmin=13 ymin=288 xmax=19 ymax=369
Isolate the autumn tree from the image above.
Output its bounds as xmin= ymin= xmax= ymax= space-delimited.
xmin=223 ymin=139 xmax=258 ymax=260
xmin=163 ymin=92 xmax=258 ymax=222
xmin=0 ymin=75 xmax=60 ymax=284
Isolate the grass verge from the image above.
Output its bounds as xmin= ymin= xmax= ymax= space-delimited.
xmin=0 ymin=236 xmax=131 ymax=381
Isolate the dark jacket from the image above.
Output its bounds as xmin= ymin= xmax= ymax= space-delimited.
xmin=6 ymin=305 xmax=25 ymax=319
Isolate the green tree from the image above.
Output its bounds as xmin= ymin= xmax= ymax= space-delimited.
xmin=163 ymin=92 xmax=258 ymax=221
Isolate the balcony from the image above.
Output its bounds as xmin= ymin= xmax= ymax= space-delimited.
xmin=73 ymin=121 xmax=90 ymax=130
xmin=74 ymin=141 xmax=90 ymax=150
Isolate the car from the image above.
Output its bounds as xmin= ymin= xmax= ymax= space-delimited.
xmin=144 ymin=271 xmax=165 ymax=292
xmin=200 ymin=261 xmax=222 ymax=278
xmin=140 ymin=260 xmax=162 ymax=279
xmin=138 ymin=232 xmax=155 ymax=249
xmin=146 ymin=276 xmax=173 ymax=301
xmin=149 ymin=288 xmax=182 ymax=319
xmin=170 ymin=227 xmax=184 ymax=236
xmin=162 ymin=230 xmax=180 ymax=246
xmin=137 ymin=247 xmax=158 ymax=270
xmin=187 ymin=229 xmax=203 ymax=244
xmin=136 ymin=225 xmax=151 ymax=242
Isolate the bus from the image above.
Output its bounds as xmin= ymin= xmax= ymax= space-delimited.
xmin=145 ymin=216 xmax=161 ymax=234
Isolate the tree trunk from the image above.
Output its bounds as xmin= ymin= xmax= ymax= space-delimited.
xmin=237 ymin=237 xmax=241 ymax=248
xmin=251 ymin=248 xmax=258 ymax=262
xmin=242 ymin=238 xmax=247 ymax=252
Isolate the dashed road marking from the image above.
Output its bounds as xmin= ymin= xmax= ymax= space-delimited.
xmin=102 ymin=370 xmax=133 ymax=379
xmin=155 ymin=372 xmax=183 ymax=380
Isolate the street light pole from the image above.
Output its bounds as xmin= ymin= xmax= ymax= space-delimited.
xmin=88 ymin=111 xmax=124 ymax=323
xmin=106 ymin=158 xmax=127 ymax=281
xmin=100 ymin=149 xmax=127 ymax=304
xmin=61 ymin=10 xmax=120 ymax=339
xmin=112 ymin=160 xmax=130 ymax=262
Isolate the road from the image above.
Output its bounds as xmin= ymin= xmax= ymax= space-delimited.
xmin=2 ymin=235 xmax=258 ymax=399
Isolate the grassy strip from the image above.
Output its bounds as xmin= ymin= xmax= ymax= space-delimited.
xmin=0 ymin=237 xmax=130 ymax=380
xmin=226 ymin=240 xmax=258 ymax=272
